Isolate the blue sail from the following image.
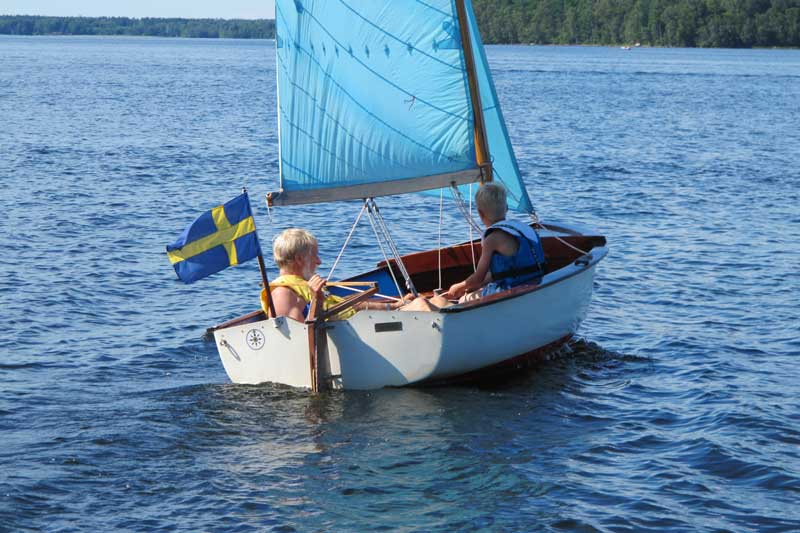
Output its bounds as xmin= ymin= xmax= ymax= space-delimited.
xmin=272 ymin=0 xmax=481 ymax=206
xmin=460 ymin=0 xmax=534 ymax=213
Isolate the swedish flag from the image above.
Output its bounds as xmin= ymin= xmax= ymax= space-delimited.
xmin=166 ymin=192 xmax=262 ymax=284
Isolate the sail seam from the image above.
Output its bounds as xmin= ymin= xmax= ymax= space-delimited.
xmin=275 ymin=60 xmax=424 ymax=172
xmin=277 ymin=108 xmax=373 ymax=181
xmin=412 ymin=0 xmax=452 ymax=17
xmin=335 ymin=0 xmax=460 ymax=71
xmin=277 ymin=1 xmax=469 ymax=122
xmin=278 ymin=159 xmax=328 ymax=187
xmin=275 ymin=30 xmax=474 ymax=168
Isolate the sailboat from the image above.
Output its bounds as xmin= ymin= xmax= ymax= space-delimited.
xmin=209 ymin=0 xmax=608 ymax=390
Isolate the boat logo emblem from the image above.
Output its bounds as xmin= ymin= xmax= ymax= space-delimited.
xmin=246 ymin=329 xmax=265 ymax=350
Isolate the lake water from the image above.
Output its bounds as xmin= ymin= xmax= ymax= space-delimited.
xmin=1 ymin=36 xmax=799 ymax=531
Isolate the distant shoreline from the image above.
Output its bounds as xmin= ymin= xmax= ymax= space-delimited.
xmin=0 ymin=15 xmax=275 ymax=39
xmin=0 ymin=33 xmax=276 ymax=40
xmin=2 ymin=12 xmax=799 ymax=48
xmin=2 ymin=35 xmax=796 ymax=50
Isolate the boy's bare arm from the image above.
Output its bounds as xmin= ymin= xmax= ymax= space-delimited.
xmin=445 ymin=233 xmax=504 ymax=298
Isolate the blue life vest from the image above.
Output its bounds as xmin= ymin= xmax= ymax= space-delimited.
xmin=483 ymin=220 xmax=546 ymax=289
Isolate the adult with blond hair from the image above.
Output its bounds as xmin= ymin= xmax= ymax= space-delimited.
xmin=265 ymin=228 xmax=411 ymax=322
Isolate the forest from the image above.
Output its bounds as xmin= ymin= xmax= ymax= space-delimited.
xmin=0 ymin=16 xmax=274 ymax=39
xmin=472 ymin=0 xmax=800 ymax=47
xmin=1 ymin=1 xmax=799 ymax=47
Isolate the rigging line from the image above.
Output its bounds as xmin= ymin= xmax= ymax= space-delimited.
xmin=368 ymin=198 xmax=418 ymax=297
xmin=258 ymin=179 xmax=278 ymax=272
xmin=265 ymin=194 xmax=274 ymax=225
xmin=465 ymin=152 xmax=526 ymax=207
xmin=438 ymin=188 xmax=444 ymax=290
xmin=327 ymin=202 xmax=368 ymax=281
xmin=451 ymin=184 xmax=482 ymax=234
xmin=276 ymin=2 xmax=470 ymax=122
xmin=411 ymin=0 xmax=452 ymax=17
xmin=335 ymin=0 xmax=461 ymax=71
xmin=488 ymin=166 xmax=524 ymax=204
xmin=372 ymin=202 xmax=418 ymax=298
xmin=469 ymin=182 xmax=477 ymax=271
xmin=451 ymin=183 xmax=480 ymax=272
xmin=275 ymin=42 xmax=471 ymax=166
xmin=334 ymin=283 xmax=401 ymax=302
xmin=365 ymin=199 xmax=404 ymax=298
xmin=537 ymin=222 xmax=591 ymax=256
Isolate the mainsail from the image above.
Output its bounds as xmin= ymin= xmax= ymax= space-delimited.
xmin=270 ymin=0 xmax=533 ymax=213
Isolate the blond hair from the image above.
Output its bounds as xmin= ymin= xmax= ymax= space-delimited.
xmin=475 ymin=183 xmax=507 ymax=221
xmin=273 ymin=228 xmax=317 ymax=269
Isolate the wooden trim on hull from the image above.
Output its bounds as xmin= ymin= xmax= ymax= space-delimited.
xmin=208 ymin=231 xmax=608 ymax=331
xmin=416 ymin=334 xmax=574 ymax=387
xmin=441 ymin=246 xmax=607 ymax=313
xmin=378 ymin=234 xmax=606 ymax=275
xmin=371 ymin=231 xmax=607 ymax=300
xmin=206 ymin=309 xmax=265 ymax=335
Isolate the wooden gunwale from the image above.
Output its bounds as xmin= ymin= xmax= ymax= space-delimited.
xmin=439 ymin=245 xmax=606 ymax=313
xmin=377 ymin=234 xmax=605 ymax=274
xmin=317 ymin=284 xmax=378 ymax=321
xmin=207 ymin=310 xmax=265 ymax=334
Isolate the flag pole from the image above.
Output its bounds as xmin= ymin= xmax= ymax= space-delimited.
xmin=243 ymin=187 xmax=276 ymax=319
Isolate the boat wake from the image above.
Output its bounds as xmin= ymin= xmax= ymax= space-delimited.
xmin=564 ymin=337 xmax=652 ymax=364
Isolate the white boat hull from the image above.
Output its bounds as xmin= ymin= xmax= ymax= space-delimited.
xmin=213 ymin=244 xmax=606 ymax=390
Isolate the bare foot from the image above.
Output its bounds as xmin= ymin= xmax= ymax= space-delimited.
xmin=400 ymin=297 xmax=438 ymax=312
xmin=427 ymin=294 xmax=453 ymax=308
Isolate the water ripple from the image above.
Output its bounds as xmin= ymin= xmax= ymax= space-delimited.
xmin=1 ymin=36 xmax=799 ymax=531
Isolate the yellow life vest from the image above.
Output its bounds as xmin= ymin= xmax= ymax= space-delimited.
xmin=261 ymin=274 xmax=357 ymax=320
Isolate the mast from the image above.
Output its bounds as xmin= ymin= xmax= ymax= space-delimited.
xmin=455 ymin=0 xmax=492 ymax=183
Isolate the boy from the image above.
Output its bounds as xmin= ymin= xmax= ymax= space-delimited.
xmin=446 ymin=183 xmax=546 ymax=301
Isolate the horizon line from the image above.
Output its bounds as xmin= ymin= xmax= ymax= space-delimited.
xmin=1 ymin=13 xmax=276 ymax=21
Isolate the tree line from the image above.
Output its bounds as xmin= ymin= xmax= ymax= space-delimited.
xmin=2 ymin=2 xmax=799 ymax=47
xmin=472 ymin=0 xmax=800 ymax=47
xmin=0 ymin=16 xmax=275 ymax=39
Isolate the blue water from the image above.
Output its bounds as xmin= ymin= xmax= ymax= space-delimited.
xmin=2 ymin=36 xmax=799 ymax=531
